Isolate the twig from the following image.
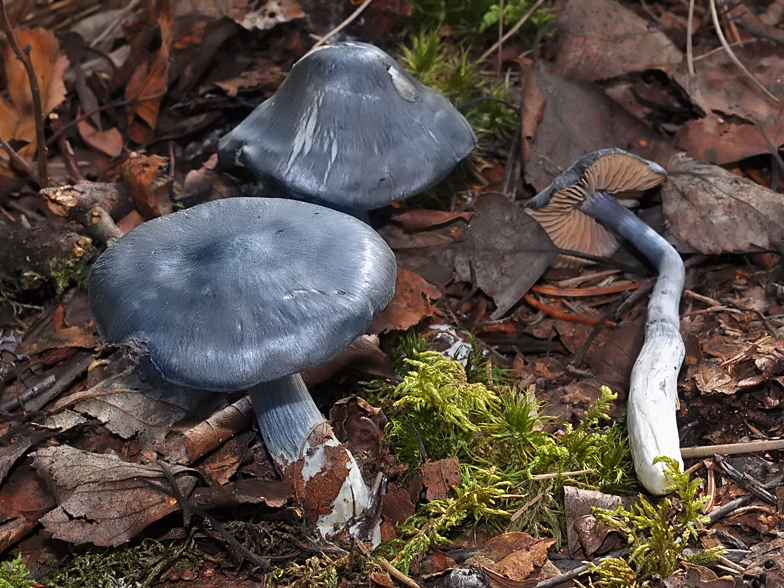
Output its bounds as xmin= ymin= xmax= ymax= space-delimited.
xmin=0 ymin=134 xmax=39 ymax=182
xmin=523 ymin=293 xmax=616 ymax=327
xmin=0 ymin=0 xmax=48 ymax=185
xmin=479 ymin=0 xmax=549 ymax=63
xmin=681 ymin=438 xmax=784 ymax=459
xmin=714 ymin=454 xmax=777 ymax=505
xmin=707 ymin=494 xmax=755 ymax=524
xmin=0 ymin=374 xmax=55 ymax=413
xmin=533 ymin=283 xmax=640 ymax=297
xmin=687 ymin=0 xmax=696 ymax=77
xmin=708 ymin=0 xmax=778 ymax=102
xmin=531 ymin=548 xmax=629 ymax=588
xmin=49 ymin=113 xmax=84 ymax=182
xmin=310 ymin=0 xmax=374 ymax=51
xmin=356 ymin=539 xmax=421 ymax=588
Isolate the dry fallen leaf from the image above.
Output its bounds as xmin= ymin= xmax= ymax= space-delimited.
xmin=667 ymin=44 xmax=784 ymax=165
xmin=520 ymin=66 xmax=674 ymax=193
xmin=552 ymin=0 xmax=682 ymax=81
xmin=370 ymin=266 xmax=442 ymax=333
xmin=122 ymin=154 xmax=174 ymax=217
xmin=0 ymin=27 xmax=68 ymax=176
xmin=662 ymin=153 xmax=784 ymax=254
xmin=34 ymin=445 xmax=197 ymax=546
xmin=421 ymin=457 xmax=461 ymax=501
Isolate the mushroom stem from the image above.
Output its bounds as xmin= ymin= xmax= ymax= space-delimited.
xmin=581 ymin=191 xmax=685 ymax=494
xmin=249 ymin=373 xmax=323 ymax=466
xmin=249 ymin=374 xmax=376 ymax=541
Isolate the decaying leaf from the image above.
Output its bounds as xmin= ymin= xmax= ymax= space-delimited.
xmin=33 ymin=445 xmax=197 ymax=546
xmin=77 ymin=120 xmax=124 ymax=157
xmin=53 ymin=361 xmax=225 ymax=452
xmin=662 ymin=153 xmax=784 ymax=254
xmin=520 ymin=65 xmax=674 ymax=193
xmin=0 ymin=27 xmax=68 ymax=176
xmin=122 ymin=154 xmax=173 ymax=218
xmin=552 ymin=0 xmax=682 ymax=81
xmin=666 ymin=44 xmax=784 ymax=164
xmin=421 ymin=457 xmax=461 ymax=501
xmin=564 ymin=486 xmax=635 ymax=557
xmin=174 ymin=0 xmax=304 ymax=31
xmin=370 ymin=266 xmax=442 ymax=333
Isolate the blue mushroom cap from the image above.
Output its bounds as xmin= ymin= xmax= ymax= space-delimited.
xmin=88 ymin=197 xmax=397 ymax=392
xmin=217 ymin=42 xmax=477 ymax=210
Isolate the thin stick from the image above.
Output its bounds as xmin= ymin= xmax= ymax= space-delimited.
xmin=708 ymin=0 xmax=778 ymax=102
xmin=49 ymin=113 xmax=84 ymax=181
xmin=355 ymin=536 xmax=421 ymax=588
xmin=0 ymin=0 xmax=48 ymax=186
xmin=523 ymin=293 xmax=616 ymax=327
xmin=310 ymin=0 xmax=374 ymax=51
xmin=497 ymin=0 xmax=504 ymax=75
xmin=687 ymin=0 xmax=696 ymax=76
xmin=532 ymin=283 xmax=640 ymax=297
xmin=681 ymin=438 xmax=784 ymax=459
xmin=479 ymin=0 xmax=549 ymax=63
xmin=0 ymin=134 xmax=39 ymax=182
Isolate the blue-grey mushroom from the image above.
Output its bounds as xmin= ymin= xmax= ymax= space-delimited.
xmin=88 ymin=197 xmax=397 ymax=537
xmin=217 ymin=42 xmax=477 ymax=211
xmin=528 ymin=149 xmax=684 ymax=494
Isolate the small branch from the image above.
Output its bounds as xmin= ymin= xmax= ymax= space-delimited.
xmin=49 ymin=113 xmax=84 ymax=182
xmin=479 ymin=0 xmax=549 ymax=63
xmin=523 ymin=293 xmax=616 ymax=327
xmin=708 ymin=0 xmax=778 ymax=102
xmin=0 ymin=0 xmax=48 ymax=186
xmin=310 ymin=0 xmax=374 ymax=51
xmin=681 ymin=438 xmax=784 ymax=459
xmin=0 ymin=134 xmax=39 ymax=183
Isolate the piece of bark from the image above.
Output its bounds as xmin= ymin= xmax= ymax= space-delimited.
xmin=40 ymin=182 xmax=134 ymax=244
xmin=0 ymin=217 xmax=93 ymax=289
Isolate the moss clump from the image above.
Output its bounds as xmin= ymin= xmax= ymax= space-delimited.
xmin=0 ymin=554 xmax=35 ymax=588
xmin=42 ymin=534 xmax=203 ymax=588
xmin=49 ymin=244 xmax=96 ymax=290
xmin=580 ymin=458 xmax=723 ymax=587
xmin=404 ymin=0 xmax=554 ymax=47
xmin=368 ymin=349 xmax=634 ymax=570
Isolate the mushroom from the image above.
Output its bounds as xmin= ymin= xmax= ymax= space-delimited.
xmin=527 ymin=149 xmax=684 ymax=494
xmin=217 ymin=42 xmax=477 ymax=212
xmin=526 ymin=148 xmax=668 ymax=266
xmin=88 ymin=197 xmax=397 ymax=538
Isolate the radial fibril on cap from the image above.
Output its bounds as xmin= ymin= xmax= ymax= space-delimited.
xmin=526 ymin=149 xmax=668 ymax=264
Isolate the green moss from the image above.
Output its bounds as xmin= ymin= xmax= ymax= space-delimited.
xmin=49 ymin=244 xmax=96 ymax=291
xmin=581 ymin=458 xmax=724 ymax=587
xmin=403 ymin=0 xmax=554 ymax=47
xmin=42 ymin=533 xmax=203 ymax=588
xmin=0 ymin=554 xmax=35 ymax=588
xmin=370 ymin=351 xmax=635 ymax=566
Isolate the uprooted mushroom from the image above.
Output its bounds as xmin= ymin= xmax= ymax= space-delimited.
xmin=88 ymin=197 xmax=397 ymax=540
xmin=526 ymin=149 xmax=684 ymax=494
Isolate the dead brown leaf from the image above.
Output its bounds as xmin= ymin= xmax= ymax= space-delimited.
xmin=662 ymin=153 xmax=784 ymax=254
xmin=520 ymin=66 xmax=675 ymax=193
xmin=564 ymin=486 xmax=636 ymax=557
xmin=0 ymin=460 xmax=55 ymax=554
xmin=122 ymin=154 xmax=173 ymax=218
xmin=556 ymin=317 xmax=644 ymax=388
xmin=667 ymin=44 xmax=784 ymax=164
xmin=16 ymin=325 xmax=99 ymax=356
xmin=663 ymin=562 xmax=736 ymax=587
xmin=552 ymin=0 xmax=682 ymax=81
xmin=77 ymin=120 xmax=124 ymax=158
xmin=421 ymin=457 xmax=461 ymax=501
xmin=330 ymin=395 xmax=387 ymax=458
xmin=125 ymin=4 xmax=173 ymax=144
xmin=33 ymin=445 xmax=197 ymax=546
xmin=0 ymin=27 xmax=68 ymax=176
xmin=303 ymin=334 xmax=396 ymax=385
xmin=391 ymin=209 xmax=475 ymax=229
xmin=370 ymin=266 xmax=442 ymax=333
xmin=174 ymin=0 xmax=304 ymax=31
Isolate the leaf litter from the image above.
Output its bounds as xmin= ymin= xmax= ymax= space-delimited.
xmin=0 ymin=0 xmax=783 ymax=585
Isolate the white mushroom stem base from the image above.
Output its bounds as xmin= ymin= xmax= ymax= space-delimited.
xmin=581 ymin=191 xmax=685 ymax=494
xmin=249 ymin=374 xmax=378 ymax=541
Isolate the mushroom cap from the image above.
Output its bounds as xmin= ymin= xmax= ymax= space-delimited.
xmin=217 ymin=42 xmax=477 ymax=210
xmin=525 ymin=148 xmax=667 ymax=262
xmin=88 ymin=198 xmax=397 ymax=392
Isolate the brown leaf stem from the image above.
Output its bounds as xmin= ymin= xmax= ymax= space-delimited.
xmin=0 ymin=134 xmax=39 ymax=182
xmin=0 ymin=0 xmax=48 ymax=186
